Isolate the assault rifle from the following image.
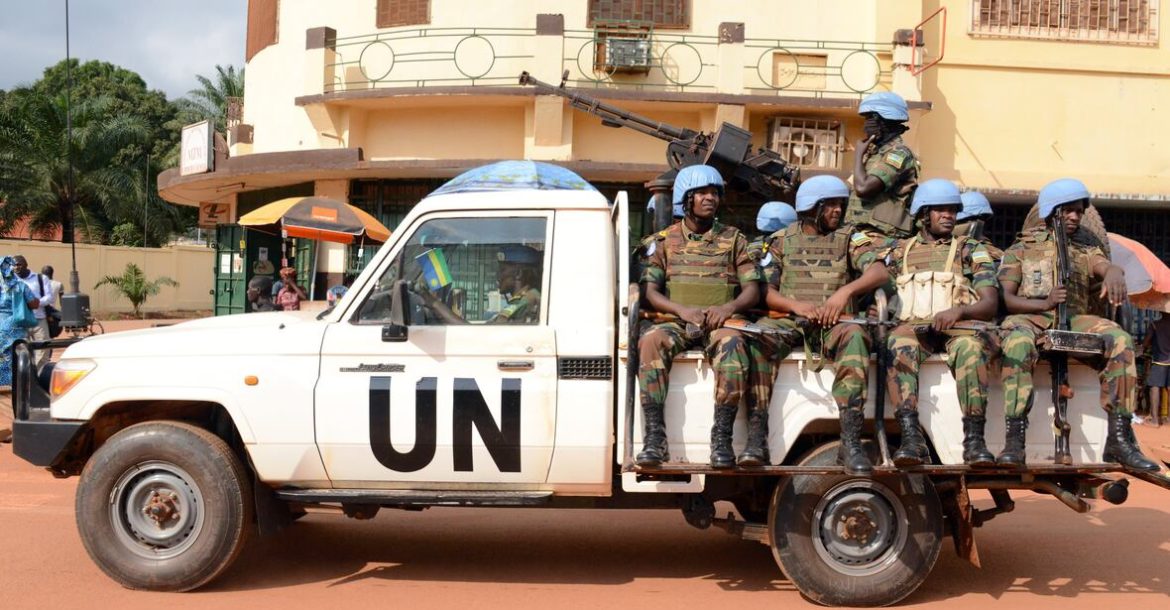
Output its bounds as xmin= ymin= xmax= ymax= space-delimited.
xmin=1050 ymin=221 xmax=1075 ymax=465
xmin=519 ymin=71 xmax=801 ymax=217
xmin=640 ymin=311 xmax=801 ymax=343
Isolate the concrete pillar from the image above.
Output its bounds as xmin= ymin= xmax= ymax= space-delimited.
xmin=528 ymin=14 xmax=573 ymax=161
xmin=891 ymin=28 xmax=924 ymax=102
xmin=304 ymin=27 xmax=337 ymax=96
xmin=716 ymin=23 xmax=745 ymax=95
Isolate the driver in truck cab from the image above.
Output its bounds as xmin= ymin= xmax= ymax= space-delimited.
xmin=635 ymin=164 xmax=761 ymax=469
xmin=421 ymin=245 xmax=542 ymax=325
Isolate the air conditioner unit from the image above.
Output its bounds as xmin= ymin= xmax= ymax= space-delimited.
xmin=768 ymin=119 xmax=844 ymax=169
xmin=606 ymin=38 xmax=652 ymax=71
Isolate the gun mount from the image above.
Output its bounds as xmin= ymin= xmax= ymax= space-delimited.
xmin=519 ymin=71 xmax=801 ymax=215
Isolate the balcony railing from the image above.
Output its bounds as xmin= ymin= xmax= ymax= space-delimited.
xmin=323 ymin=26 xmax=896 ymax=98
xmin=327 ymin=27 xmax=536 ymax=92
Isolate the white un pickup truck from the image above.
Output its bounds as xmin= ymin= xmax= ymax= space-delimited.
xmin=10 ymin=165 xmax=1170 ymax=607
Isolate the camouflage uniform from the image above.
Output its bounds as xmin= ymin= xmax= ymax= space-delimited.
xmin=998 ymin=228 xmax=1135 ymax=418
xmin=846 ymin=135 xmax=920 ymax=240
xmin=494 ymin=288 xmax=541 ymax=324
xmin=751 ymin=224 xmax=892 ymax=414
xmin=885 ymin=235 xmax=999 ymax=417
xmin=638 ymin=221 xmax=759 ymax=409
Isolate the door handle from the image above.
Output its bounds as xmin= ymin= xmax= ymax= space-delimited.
xmin=497 ymin=360 xmax=534 ymax=371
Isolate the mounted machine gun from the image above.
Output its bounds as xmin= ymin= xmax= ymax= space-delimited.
xmin=520 ymin=71 xmax=801 ymax=229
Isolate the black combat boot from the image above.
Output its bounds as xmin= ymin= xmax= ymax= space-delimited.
xmin=1103 ymin=412 xmax=1160 ymax=472
xmin=961 ymin=415 xmax=996 ymax=468
xmin=837 ymin=409 xmax=873 ymax=475
xmin=635 ymin=403 xmax=669 ymax=467
xmin=710 ymin=405 xmax=737 ymax=469
xmin=892 ymin=409 xmax=929 ymax=467
xmin=996 ymin=416 xmax=1027 ymax=468
xmin=736 ymin=409 xmax=770 ymax=467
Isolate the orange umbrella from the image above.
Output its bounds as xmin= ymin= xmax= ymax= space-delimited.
xmin=1108 ymin=232 xmax=1170 ymax=311
xmin=238 ymin=196 xmax=391 ymax=244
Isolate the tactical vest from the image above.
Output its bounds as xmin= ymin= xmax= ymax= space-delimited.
xmin=777 ymin=224 xmax=853 ymax=312
xmin=663 ymin=224 xmax=738 ymax=307
xmin=894 ymin=236 xmax=978 ymax=321
xmin=1015 ymin=229 xmax=1098 ymax=317
xmin=846 ymin=139 xmax=918 ymax=238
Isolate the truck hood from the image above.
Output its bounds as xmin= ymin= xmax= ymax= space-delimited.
xmin=62 ymin=311 xmax=329 ymax=360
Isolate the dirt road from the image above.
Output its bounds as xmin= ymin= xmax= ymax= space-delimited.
xmin=2 ymin=320 xmax=1169 ymax=608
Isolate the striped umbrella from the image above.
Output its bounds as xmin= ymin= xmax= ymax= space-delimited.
xmin=238 ymin=196 xmax=391 ymax=244
xmin=1108 ymin=232 xmax=1170 ymax=311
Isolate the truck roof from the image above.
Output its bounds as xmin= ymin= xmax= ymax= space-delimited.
xmin=416 ymin=188 xmax=612 ymax=214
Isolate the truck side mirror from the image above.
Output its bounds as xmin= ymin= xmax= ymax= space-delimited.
xmin=382 ymin=280 xmax=410 ymax=342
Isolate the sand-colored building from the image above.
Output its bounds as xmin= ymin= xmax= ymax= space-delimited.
xmin=158 ymin=0 xmax=1169 ymax=307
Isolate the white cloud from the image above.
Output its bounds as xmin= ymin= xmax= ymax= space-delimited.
xmin=0 ymin=0 xmax=246 ymax=99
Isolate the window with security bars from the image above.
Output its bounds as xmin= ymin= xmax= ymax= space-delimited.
xmin=377 ymin=0 xmax=430 ymax=28
xmin=970 ymin=0 xmax=1158 ymax=44
xmin=588 ymin=0 xmax=690 ymax=29
xmin=347 ymin=179 xmax=445 ymax=275
xmin=767 ymin=118 xmax=845 ymax=170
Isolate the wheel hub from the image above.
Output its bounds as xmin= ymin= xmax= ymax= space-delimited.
xmin=811 ymin=479 xmax=909 ymax=576
xmin=110 ymin=461 xmax=205 ymax=559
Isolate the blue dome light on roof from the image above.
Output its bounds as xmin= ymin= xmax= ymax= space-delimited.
xmin=431 ymin=160 xmax=598 ymax=196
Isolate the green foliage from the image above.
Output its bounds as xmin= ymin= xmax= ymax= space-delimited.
xmin=0 ymin=91 xmax=148 ymax=243
xmin=172 ymin=65 xmax=245 ymax=135
xmin=109 ymin=223 xmax=145 ymax=247
xmin=94 ymin=262 xmax=179 ymax=316
xmin=0 ymin=59 xmax=198 ymax=246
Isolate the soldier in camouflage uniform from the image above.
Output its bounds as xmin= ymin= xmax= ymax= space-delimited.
xmin=996 ymin=178 xmax=1158 ymax=471
xmin=752 ymin=175 xmax=893 ymax=474
xmin=847 ymin=92 xmax=920 ymax=241
xmin=884 ymin=180 xmax=1000 ymax=467
xmin=636 ymin=165 xmax=761 ymax=469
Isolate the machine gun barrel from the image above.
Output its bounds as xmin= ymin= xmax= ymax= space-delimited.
xmin=519 ymin=71 xmax=698 ymax=143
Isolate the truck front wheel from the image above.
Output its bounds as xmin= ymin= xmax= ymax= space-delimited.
xmin=768 ymin=441 xmax=942 ymax=607
xmin=75 ymin=421 xmax=254 ymax=591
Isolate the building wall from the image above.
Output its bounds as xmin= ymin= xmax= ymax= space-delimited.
xmin=0 ymin=240 xmax=213 ymax=314
xmin=918 ymin=0 xmax=1170 ymax=198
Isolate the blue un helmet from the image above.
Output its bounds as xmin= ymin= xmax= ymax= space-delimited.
xmin=1037 ymin=178 xmax=1090 ymax=220
xmin=794 ymin=175 xmax=850 ymax=213
xmin=672 ymin=164 xmax=725 ymax=206
xmin=756 ymin=202 xmax=798 ymax=233
xmin=646 ymin=199 xmax=685 ymax=219
xmin=498 ymin=245 xmax=541 ymax=266
xmin=858 ymin=91 xmax=909 ymax=122
xmin=909 ymin=178 xmax=962 ymax=215
xmin=957 ymin=191 xmax=993 ymax=222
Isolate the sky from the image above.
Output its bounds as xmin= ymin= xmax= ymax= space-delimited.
xmin=0 ymin=0 xmax=246 ymax=99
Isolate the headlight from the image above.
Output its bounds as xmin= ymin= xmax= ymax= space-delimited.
xmin=50 ymin=359 xmax=97 ymax=400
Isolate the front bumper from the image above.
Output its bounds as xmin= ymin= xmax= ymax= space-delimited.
xmin=8 ymin=340 xmax=86 ymax=469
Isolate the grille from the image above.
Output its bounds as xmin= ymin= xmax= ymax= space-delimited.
xmin=558 ymin=356 xmax=613 ymax=380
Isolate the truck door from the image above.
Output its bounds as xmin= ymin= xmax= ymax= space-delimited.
xmin=315 ymin=212 xmax=557 ymax=486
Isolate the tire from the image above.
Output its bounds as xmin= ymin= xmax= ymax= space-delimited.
xmin=768 ymin=441 xmax=942 ymax=607
xmin=75 ymin=421 xmax=254 ymax=592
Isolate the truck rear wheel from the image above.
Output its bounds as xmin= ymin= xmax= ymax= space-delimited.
xmin=75 ymin=421 xmax=253 ymax=591
xmin=768 ymin=441 xmax=942 ymax=607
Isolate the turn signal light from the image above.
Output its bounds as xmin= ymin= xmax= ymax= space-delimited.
xmin=50 ymin=359 xmax=97 ymax=400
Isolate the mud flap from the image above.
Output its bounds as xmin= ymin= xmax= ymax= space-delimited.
xmin=944 ymin=476 xmax=981 ymax=567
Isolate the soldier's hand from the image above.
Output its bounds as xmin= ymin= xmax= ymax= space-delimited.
xmin=820 ymin=291 xmax=851 ymax=326
xmin=1101 ymin=267 xmax=1129 ymax=306
xmin=791 ymin=301 xmax=818 ymax=321
xmin=1044 ymin=287 xmax=1067 ymax=309
xmin=677 ymin=306 xmax=706 ymax=328
xmin=932 ymin=307 xmax=963 ymax=332
xmin=704 ymin=303 xmax=736 ymax=331
xmin=854 ymin=135 xmax=876 ymax=160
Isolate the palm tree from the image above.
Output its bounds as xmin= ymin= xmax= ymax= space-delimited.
xmin=0 ymin=91 xmax=148 ymax=242
xmin=94 ymin=263 xmax=178 ymax=316
xmin=177 ymin=65 xmax=245 ymax=133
